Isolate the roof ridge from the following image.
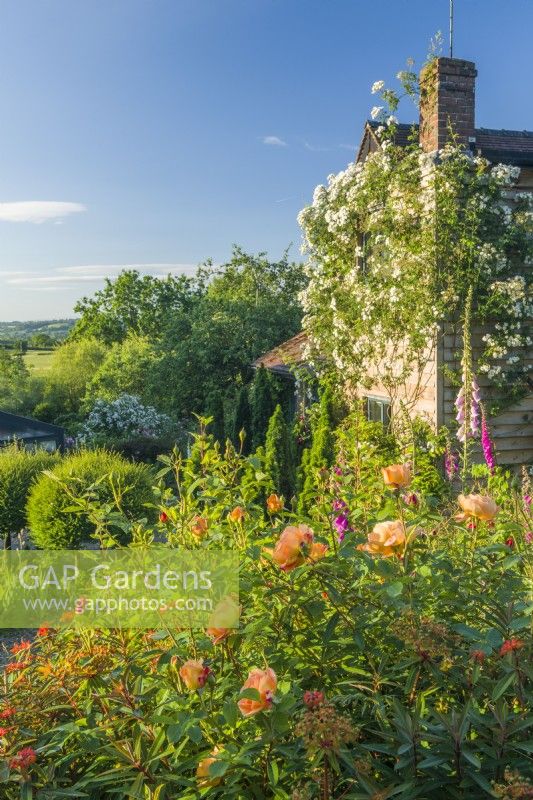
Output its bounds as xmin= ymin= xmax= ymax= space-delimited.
xmin=476 ymin=126 xmax=533 ymax=138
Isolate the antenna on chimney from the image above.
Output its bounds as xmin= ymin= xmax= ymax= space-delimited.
xmin=449 ymin=0 xmax=454 ymax=57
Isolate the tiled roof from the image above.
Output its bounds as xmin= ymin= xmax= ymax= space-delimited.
xmin=475 ymin=127 xmax=533 ymax=165
xmin=366 ymin=120 xmax=417 ymax=147
xmin=365 ymin=120 xmax=533 ymax=165
xmin=253 ymin=331 xmax=308 ymax=373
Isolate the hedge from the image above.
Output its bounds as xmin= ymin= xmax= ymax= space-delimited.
xmin=0 ymin=445 xmax=59 ymax=545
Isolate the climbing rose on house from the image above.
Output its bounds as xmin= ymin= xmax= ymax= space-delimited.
xmin=237 ymin=667 xmax=277 ymax=717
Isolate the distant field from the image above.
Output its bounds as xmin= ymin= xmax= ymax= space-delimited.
xmin=24 ymin=349 xmax=54 ymax=374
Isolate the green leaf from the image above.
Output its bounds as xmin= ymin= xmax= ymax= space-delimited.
xmin=267 ymin=760 xmax=279 ymax=786
xmin=223 ymin=699 xmax=238 ymax=727
xmin=209 ymin=760 xmax=229 ymax=778
xmin=491 ymin=672 xmax=515 ymax=701
xmin=386 ymin=581 xmax=403 ymax=598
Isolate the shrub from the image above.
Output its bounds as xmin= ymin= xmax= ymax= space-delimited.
xmin=251 ymin=366 xmax=276 ymax=449
xmin=298 ymin=388 xmax=335 ymax=512
xmin=264 ymin=404 xmax=294 ymax=498
xmin=229 ymin=385 xmax=252 ymax=453
xmin=0 ymin=445 xmax=58 ymax=545
xmin=79 ymin=394 xmax=178 ymax=446
xmin=26 ymin=449 xmax=156 ymax=548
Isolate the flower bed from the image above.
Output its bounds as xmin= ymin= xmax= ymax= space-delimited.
xmin=1 ymin=426 xmax=532 ymax=799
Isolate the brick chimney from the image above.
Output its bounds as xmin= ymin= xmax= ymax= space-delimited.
xmin=419 ymin=57 xmax=477 ymax=152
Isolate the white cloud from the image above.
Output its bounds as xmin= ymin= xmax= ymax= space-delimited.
xmin=0 ymin=201 xmax=86 ymax=224
xmin=262 ymin=135 xmax=287 ymax=147
xmin=1 ymin=263 xmax=199 ymax=290
xmin=303 ymin=140 xmax=331 ymax=153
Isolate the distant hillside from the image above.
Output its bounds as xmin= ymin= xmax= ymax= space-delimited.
xmin=0 ymin=319 xmax=75 ymax=342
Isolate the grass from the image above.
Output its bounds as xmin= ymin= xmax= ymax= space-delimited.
xmin=23 ymin=349 xmax=54 ymax=374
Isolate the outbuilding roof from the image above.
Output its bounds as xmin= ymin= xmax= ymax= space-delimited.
xmin=253 ymin=331 xmax=309 ymax=375
xmin=0 ymin=410 xmax=64 ymax=447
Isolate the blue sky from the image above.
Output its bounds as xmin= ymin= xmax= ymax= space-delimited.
xmin=0 ymin=0 xmax=532 ymax=320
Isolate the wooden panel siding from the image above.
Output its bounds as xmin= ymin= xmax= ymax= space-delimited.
xmin=440 ymin=320 xmax=533 ymax=465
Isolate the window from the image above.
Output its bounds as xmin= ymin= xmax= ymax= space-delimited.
xmin=366 ymin=396 xmax=391 ymax=427
xmin=357 ymin=231 xmax=370 ymax=274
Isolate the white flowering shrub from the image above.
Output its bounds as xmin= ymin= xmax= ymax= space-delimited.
xmin=298 ymin=77 xmax=533 ymax=410
xmin=79 ymin=394 xmax=176 ymax=445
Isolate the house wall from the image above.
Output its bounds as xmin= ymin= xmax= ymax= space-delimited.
xmin=359 ymin=341 xmax=439 ymax=427
xmin=440 ymin=321 xmax=533 ymax=466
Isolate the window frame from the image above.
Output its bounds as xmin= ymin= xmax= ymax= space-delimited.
xmin=365 ymin=395 xmax=391 ymax=427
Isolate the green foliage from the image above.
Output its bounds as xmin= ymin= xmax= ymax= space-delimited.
xmin=264 ymin=404 xmax=293 ymax=499
xmin=39 ymin=338 xmax=107 ymax=422
xmin=251 ymin=366 xmax=276 ymax=450
xmin=71 ymin=269 xmax=197 ymax=344
xmin=26 ymin=449 xmax=156 ymax=548
xmin=2 ymin=425 xmax=532 ymax=799
xmin=85 ymin=334 xmax=160 ymax=406
xmin=205 ymin=391 xmax=225 ymax=446
xmin=299 ymin=388 xmax=335 ymax=511
xmin=0 ymin=445 xmax=58 ymax=543
xmin=0 ymin=349 xmax=32 ymax=413
xmin=69 ymin=250 xmax=306 ymax=425
xmin=230 ymin=385 xmax=252 ymax=454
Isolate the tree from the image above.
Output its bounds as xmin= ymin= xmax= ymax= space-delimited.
xmin=251 ymin=366 xmax=276 ymax=450
xmin=29 ymin=333 xmax=55 ymax=349
xmin=205 ymin=390 xmax=225 ymax=446
xmin=37 ymin=338 xmax=107 ymax=422
xmin=264 ymin=404 xmax=293 ymax=499
xmin=85 ymin=334 xmax=160 ymax=407
xmin=230 ymin=386 xmax=252 ymax=454
xmin=0 ymin=349 xmax=31 ymax=413
xmin=299 ymin=389 xmax=335 ymax=511
xmin=66 ymin=248 xmax=307 ymax=424
xmin=147 ymin=248 xmax=306 ymax=420
xmin=71 ymin=270 xmax=198 ymax=345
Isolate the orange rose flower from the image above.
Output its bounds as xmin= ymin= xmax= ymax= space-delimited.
xmin=196 ymin=746 xmax=222 ymax=787
xmin=228 ymin=506 xmax=245 ymax=523
xmin=179 ymin=659 xmax=210 ymax=690
xmin=207 ymin=595 xmax=240 ymax=645
xmin=308 ymin=541 xmax=328 ymax=563
xmin=382 ymin=464 xmax=411 ymax=489
xmin=456 ymin=494 xmax=500 ymax=522
xmin=271 ymin=524 xmax=314 ymax=571
xmin=266 ymin=494 xmax=284 ymax=514
xmin=191 ymin=516 xmax=209 ymax=538
xmin=237 ymin=667 xmax=277 ymax=717
xmin=359 ymin=520 xmax=406 ymax=557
